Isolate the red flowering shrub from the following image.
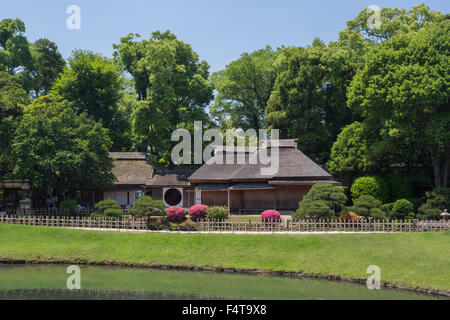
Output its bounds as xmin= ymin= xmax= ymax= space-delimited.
xmin=188 ymin=204 xmax=209 ymax=221
xmin=166 ymin=206 xmax=186 ymax=222
xmin=339 ymin=210 xmax=358 ymax=221
xmin=261 ymin=210 xmax=281 ymax=222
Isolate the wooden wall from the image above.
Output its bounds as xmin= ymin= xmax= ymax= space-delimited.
xmin=201 ymin=185 xmax=311 ymax=211
xmin=244 ymin=189 xmax=274 ymax=209
xmin=275 ymin=185 xmax=311 ymax=210
xmin=201 ymin=191 xmax=228 ymax=206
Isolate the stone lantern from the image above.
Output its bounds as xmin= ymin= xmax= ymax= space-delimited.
xmin=441 ymin=209 xmax=449 ymax=221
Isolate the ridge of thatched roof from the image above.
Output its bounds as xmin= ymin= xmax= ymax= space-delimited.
xmin=109 ymin=152 xmax=148 ymax=160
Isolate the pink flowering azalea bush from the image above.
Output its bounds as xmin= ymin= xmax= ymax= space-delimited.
xmin=261 ymin=210 xmax=281 ymax=222
xmin=166 ymin=206 xmax=186 ymax=222
xmin=188 ymin=204 xmax=209 ymax=221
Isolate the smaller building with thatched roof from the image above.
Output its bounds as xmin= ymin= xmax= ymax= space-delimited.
xmin=80 ymin=153 xmax=195 ymax=208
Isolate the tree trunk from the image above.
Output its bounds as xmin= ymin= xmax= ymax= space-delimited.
xmin=444 ymin=150 xmax=449 ymax=188
xmin=433 ymin=161 xmax=442 ymax=188
xmin=432 ymin=153 xmax=449 ymax=188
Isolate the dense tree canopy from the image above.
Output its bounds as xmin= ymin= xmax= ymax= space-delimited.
xmin=0 ymin=18 xmax=32 ymax=74
xmin=327 ymin=121 xmax=374 ymax=177
xmin=0 ymin=71 xmax=28 ymax=178
xmin=210 ymin=46 xmax=279 ymax=131
xmin=341 ymin=3 xmax=445 ymax=43
xmin=52 ymin=50 xmax=132 ymax=151
xmin=347 ymin=20 xmax=449 ymax=187
xmin=114 ymin=31 xmax=213 ymax=164
xmin=12 ymin=96 xmax=115 ymax=204
xmin=265 ymin=41 xmax=357 ymax=164
xmin=21 ymin=38 xmax=65 ymax=97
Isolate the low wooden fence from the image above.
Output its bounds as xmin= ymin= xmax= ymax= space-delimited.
xmin=1 ymin=208 xmax=133 ymax=217
xmin=198 ymin=219 xmax=450 ymax=232
xmin=1 ymin=215 xmax=449 ymax=232
xmin=0 ymin=215 xmax=147 ymax=230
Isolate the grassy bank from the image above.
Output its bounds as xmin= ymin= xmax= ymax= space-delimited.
xmin=0 ymin=224 xmax=449 ymax=291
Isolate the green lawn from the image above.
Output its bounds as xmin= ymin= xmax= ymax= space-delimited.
xmin=0 ymin=224 xmax=449 ymax=291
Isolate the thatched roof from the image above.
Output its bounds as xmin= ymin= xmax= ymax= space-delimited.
xmin=146 ymin=169 xmax=194 ymax=187
xmin=189 ymin=141 xmax=335 ymax=183
xmin=108 ymin=152 xmax=196 ymax=187
xmin=112 ymin=160 xmax=154 ymax=185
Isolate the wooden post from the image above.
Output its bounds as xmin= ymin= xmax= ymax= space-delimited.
xmin=273 ymin=188 xmax=277 ymax=210
xmin=227 ymin=190 xmax=230 ymax=215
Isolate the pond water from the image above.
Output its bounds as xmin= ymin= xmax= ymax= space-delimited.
xmin=0 ymin=265 xmax=445 ymax=300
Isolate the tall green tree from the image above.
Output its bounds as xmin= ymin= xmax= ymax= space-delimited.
xmin=0 ymin=71 xmax=28 ymax=179
xmin=12 ymin=96 xmax=115 ymax=206
xmin=347 ymin=20 xmax=449 ymax=187
xmin=0 ymin=18 xmax=32 ymax=74
xmin=20 ymin=39 xmax=65 ymax=97
xmin=265 ymin=40 xmax=358 ymax=164
xmin=210 ymin=46 xmax=279 ymax=131
xmin=113 ymin=31 xmax=213 ymax=164
xmin=341 ymin=3 xmax=445 ymax=44
xmin=52 ymin=50 xmax=132 ymax=151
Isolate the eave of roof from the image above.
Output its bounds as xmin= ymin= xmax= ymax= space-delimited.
xmin=269 ymin=180 xmax=341 ymax=185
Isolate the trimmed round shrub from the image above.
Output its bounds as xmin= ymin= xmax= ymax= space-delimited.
xmin=339 ymin=210 xmax=358 ymax=221
xmin=206 ymin=206 xmax=229 ymax=220
xmin=103 ymin=208 xmax=124 ymax=218
xmin=166 ymin=206 xmax=186 ymax=222
xmin=351 ymin=176 xmax=389 ymax=203
xmin=261 ymin=210 xmax=281 ymax=221
xmin=188 ymin=204 xmax=208 ymax=221
xmin=299 ymin=183 xmax=347 ymax=214
xmin=294 ymin=200 xmax=334 ymax=219
xmin=392 ymin=199 xmax=415 ymax=220
xmin=348 ymin=195 xmax=385 ymax=219
xmin=132 ymin=195 xmax=166 ymax=217
xmin=92 ymin=199 xmax=121 ymax=217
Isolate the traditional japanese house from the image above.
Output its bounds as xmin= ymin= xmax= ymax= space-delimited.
xmin=188 ymin=139 xmax=339 ymax=213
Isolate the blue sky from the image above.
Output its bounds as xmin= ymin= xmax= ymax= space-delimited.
xmin=2 ymin=0 xmax=448 ymax=73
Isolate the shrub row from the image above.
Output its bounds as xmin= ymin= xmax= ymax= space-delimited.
xmin=294 ymin=183 xmax=450 ymax=220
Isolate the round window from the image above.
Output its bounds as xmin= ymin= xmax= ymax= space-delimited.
xmin=164 ymin=189 xmax=182 ymax=206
